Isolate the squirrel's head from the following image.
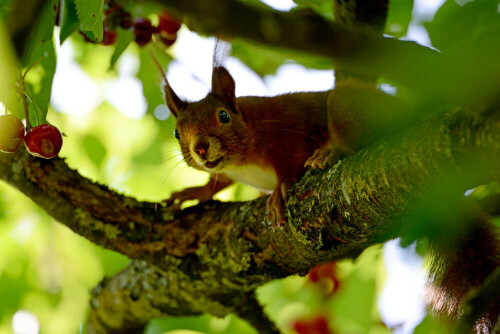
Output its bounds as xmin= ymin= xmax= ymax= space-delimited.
xmin=165 ymin=66 xmax=249 ymax=172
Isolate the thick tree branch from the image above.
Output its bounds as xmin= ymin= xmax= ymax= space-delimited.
xmin=333 ymin=0 xmax=389 ymax=83
xmin=1 ymin=108 xmax=499 ymax=331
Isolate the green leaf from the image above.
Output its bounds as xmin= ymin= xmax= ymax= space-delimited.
xmin=132 ymin=140 xmax=164 ymax=165
xmin=82 ymin=134 xmax=107 ymax=169
xmin=137 ymin=47 xmax=172 ymax=116
xmin=232 ymin=40 xmax=332 ymax=77
xmin=75 ymin=0 xmax=104 ymax=42
xmin=109 ymin=29 xmax=134 ymax=69
xmin=385 ymin=0 xmax=413 ymax=38
xmin=21 ymin=0 xmax=57 ymax=67
xmin=0 ymin=193 xmax=5 ymax=220
xmin=294 ymin=0 xmax=333 ymax=16
xmin=0 ymin=270 xmax=30 ymax=317
xmin=413 ymin=315 xmax=441 ymax=334
xmin=0 ymin=0 xmax=11 ymax=20
xmin=24 ymin=40 xmax=56 ymax=126
xmin=425 ymin=0 xmax=500 ymax=57
xmin=330 ymin=250 xmax=380 ymax=332
xmin=21 ymin=0 xmax=57 ymax=125
xmin=0 ymin=15 xmax=21 ymax=118
xmin=59 ymin=0 xmax=80 ymax=44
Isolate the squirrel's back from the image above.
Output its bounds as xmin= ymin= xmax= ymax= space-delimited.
xmin=236 ymin=91 xmax=330 ymax=181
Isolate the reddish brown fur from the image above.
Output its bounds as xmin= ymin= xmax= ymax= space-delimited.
xmin=426 ymin=216 xmax=500 ymax=333
xmin=237 ymin=92 xmax=330 ymax=184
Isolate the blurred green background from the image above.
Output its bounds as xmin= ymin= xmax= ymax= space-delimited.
xmin=1 ymin=0 xmax=500 ymax=333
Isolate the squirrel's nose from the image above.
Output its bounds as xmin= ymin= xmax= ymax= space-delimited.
xmin=194 ymin=140 xmax=209 ymax=159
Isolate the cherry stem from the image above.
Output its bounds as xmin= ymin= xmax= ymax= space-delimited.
xmin=16 ymin=72 xmax=32 ymax=130
xmin=22 ymin=55 xmax=45 ymax=80
xmin=17 ymin=55 xmax=46 ymax=130
xmin=23 ymin=85 xmax=41 ymax=126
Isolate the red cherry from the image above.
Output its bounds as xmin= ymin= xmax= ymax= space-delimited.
xmin=24 ymin=124 xmax=63 ymax=159
xmin=158 ymin=32 xmax=177 ymax=47
xmin=133 ymin=18 xmax=154 ymax=46
xmin=0 ymin=115 xmax=25 ymax=153
xmin=307 ymin=261 xmax=340 ymax=295
xmin=79 ymin=31 xmax=96 ymax=43
xmin=119 ymin=11 xmax=133 ymax=29
xmin=102 ymin=27 xmax=117 ymax=45
xmin=293 ymin=315 xmax=332 ymax=334
xmin=104 ymin=6 xmax=132 ymax=30
xmin=157 ymin=11 xmax=182 ymax=34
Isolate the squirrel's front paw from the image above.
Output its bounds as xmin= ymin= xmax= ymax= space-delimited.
xmin=164 ymin=186 xmax=213 ymax=210
xmin=305 ymin=146 xmax=339 ymax=169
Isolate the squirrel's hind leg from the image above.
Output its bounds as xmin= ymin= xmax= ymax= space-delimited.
xmin=304 ymin=145 xmax=342 ymax=169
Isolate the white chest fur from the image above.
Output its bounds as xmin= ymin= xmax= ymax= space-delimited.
xmin=223 ymin=164 xmax=277 ymax=191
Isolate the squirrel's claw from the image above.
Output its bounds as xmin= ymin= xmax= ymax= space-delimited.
xmin=266 ymin=183 xmax=289 ymax=229
xmin=305 ymin=146 xmax=339 ymax=169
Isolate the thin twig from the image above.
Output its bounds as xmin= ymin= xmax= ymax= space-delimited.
xmin=15 ymin=72 xmax=32 ymax=129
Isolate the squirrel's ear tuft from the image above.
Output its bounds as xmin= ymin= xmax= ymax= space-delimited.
xmin=212 ymin=67 xmax=236 ymax=109
xmin=164 ymin=81 xmax=187 ymax=118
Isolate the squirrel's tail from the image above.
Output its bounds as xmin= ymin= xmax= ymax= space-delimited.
xmin=425 ymin=213 xmax=500 ymax=333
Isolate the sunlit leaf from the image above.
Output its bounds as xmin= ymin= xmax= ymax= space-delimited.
xmin=21 ymin=0 xmax=57 ymax=67
xmin=329 ymin=248 xmax=381 ymax=332
xmin=59 ymin=0 xmax=80 ymax=44
xmin=82 ymin=134 xmax=107 ymax=169
xmin=75 ymin=0 xmax=104 ymax=42
xmin=0 ymin=18 xmax=21 ymax=117
xmin=385 ymin=0 xmax=413 ymax=38
xmin=294 ymin=0 xmax=333 ymax=16
xmin=232 ymin=40 xmax=332 ymax=77
xmin=109 ymin=29 xmax=134 ymax=69
xmin=413 ymin=315 xmax=441 ymax=334
xmin=137 ymin=47 xmax=171 ymax=116
xmin=21 ymin=0 xmax=57 ymax=125
xmin=425 ymin=0 xmax=500 ymax=56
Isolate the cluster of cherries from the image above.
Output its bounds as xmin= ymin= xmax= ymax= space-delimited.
xmin=307 ymin=261 xmax=341 ymax=296
xmin=293 ymin=315 xmax=332 ymax=334
xmin=99 ymin=5 xmax=182 ymax=48
xmin=291 ymin=261 xmax=341 ymax=334
xmin=0 ymin=115 xmax=63 ymax=159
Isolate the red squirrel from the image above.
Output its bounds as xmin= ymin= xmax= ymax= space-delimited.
xmin=164 ymin=65 xmax=330 ymax=224
xmin=155 ymin=54 xmax=499 ymax=333
xmin=160 ymin=61 xmax=404 ymax=225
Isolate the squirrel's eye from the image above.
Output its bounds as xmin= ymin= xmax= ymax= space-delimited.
xmin=174 ymin=129 xmax=180 ymax=139
xmin=218 ymin=109 xmax=230 ymax=123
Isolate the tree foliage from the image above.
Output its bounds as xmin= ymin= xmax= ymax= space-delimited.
xmin=0 ymin=0 xmax=499 ymax=333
